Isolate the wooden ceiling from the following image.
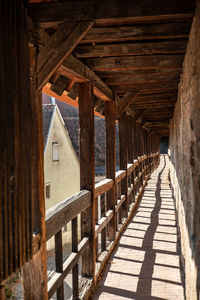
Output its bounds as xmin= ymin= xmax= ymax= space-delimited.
xmin=28 ymin=0 xmax=195 ymax=136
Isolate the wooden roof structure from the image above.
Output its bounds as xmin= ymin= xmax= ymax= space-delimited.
xmin=0 ymin=1 xmax=196 ymax=299
xmin=29 ymin=0 xmax=195 ymax=136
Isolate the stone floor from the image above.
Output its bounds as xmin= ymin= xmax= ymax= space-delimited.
xmin=92 ymin=155 xmax=185 ymax=300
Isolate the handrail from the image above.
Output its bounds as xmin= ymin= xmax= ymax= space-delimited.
xmin=115 ymin=170 xmax=126 ymax=183
xmin=45 ymin=190 xmax=91 ymax=240
xmin=95 ymin=178 xmax=114 ymax=198
xmin=44 ymin=152 xmax=159 ymax=299
xmin=48 ymin=237 xmax=89 ymax=298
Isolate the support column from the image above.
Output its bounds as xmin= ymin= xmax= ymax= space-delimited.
xmin=105 ymin=101 xmax=116 ymax=241
xmin=119 ymin=112 xmax=128 ymax=217
xmin=0 ymin=1 xmax=47 ymax=298
xmin=79 ymin=82 xmax=95 ymax=277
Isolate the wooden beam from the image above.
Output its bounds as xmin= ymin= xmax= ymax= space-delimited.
xmin=97 ymin=69 xmax=181 ymax=78
xmin=29 ymin=0 xmax=194 ymax=27
xmin=45 ymin=191 xmax=91 ymax=241
xmin=119 ymin=112 xmax=129 ymax=217
xmin=75 ymin=40 xmax=187 ymax=58
xmin=112 ymin=81 xmax=179 ymax=93
xmin=84 ymin=54 xmax=184 ymax=72
xmin=116 ymin=92 xmax=138 ymax=119
xmin=106 ymin=74 xmax=180 ymax=86
xmin=105 ymin=101 xmax=117 ymax=241
xmin=37 ymin=21 xmax=94 ymax=90
xmin=80 ymin=23 xmax=190 ymax=44
xmin=59 ymin=54 xmax=113 ymax=101
xmin=50 ymin=75 xmax=71 ymax=96
xmin=79 ymin=82 xmax=95 ymax=277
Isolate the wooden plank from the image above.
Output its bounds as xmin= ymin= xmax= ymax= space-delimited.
xmin=81 ymin=23 xmax=190 ymax=44
xmin=45 ymin=190 xmax=91 ymax=241
xmin=112 ymin=80 xmax=179 ymax=93
xmin=127 ymin=161 xmax=138 ymax=175
xmin=115 ymin=170 xmax=126 ymax=184
xmin=105 ymin=101 xmax=117 ymax=241
xmin=115 ymin=195 xmax=126 ymax=213
xmin=60 ymin=54 xmax=113 ymax=101
xmin=37 ymin=22 xmax=94 ymax=90
xmin=29 ymin=0 xmax=194 ymax=26
xmin=75 ymin=40 xmax=187 ymax=58
xmin=116 ymin=92 xmax=138 ymax=119
xmin=128 ymin=185 xmax=134 ymax=198
xmin=95 ymin=210 xmax=114 ymax=237
xmin=48 ymin=237 xmax=89 ymax=298
xmin=55 ymin=230 xmax=64 ymax=300
xmin=94 ymin=179 xmax=114 ymax=198
xmin=79 ymin=82 xmax=95 ymax=277
xmin=106 ymin=74 xmax=180 ymax=86
xmin=84 ymin=54 xmax=184 ymax=72
xmin=96 ymin=69 xmax=181 ymax=78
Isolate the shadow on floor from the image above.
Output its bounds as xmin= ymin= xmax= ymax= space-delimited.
xmin=92 ymin=155 xmax=185 ymax=300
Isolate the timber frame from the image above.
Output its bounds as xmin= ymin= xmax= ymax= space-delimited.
xmin=0 ymin=0 xmax=196 ymax=299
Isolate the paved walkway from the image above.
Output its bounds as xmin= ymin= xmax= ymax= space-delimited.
xmin=92 ymin=155 xmax=185 ymax=300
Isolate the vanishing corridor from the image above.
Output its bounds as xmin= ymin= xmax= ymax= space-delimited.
xmin=92 ymin=156 xmax=184 ymax=300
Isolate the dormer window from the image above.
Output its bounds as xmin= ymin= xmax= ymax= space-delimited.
xmin=52 ymin=142 xmax=59 ymax=161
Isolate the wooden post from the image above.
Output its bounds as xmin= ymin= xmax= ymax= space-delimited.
xmin=105 ymin=101 xmax=116 ymax=241
xmin=55 ymin=230 xmax=64 ymax=300
xmin=0 ymin=1 xmax=47 ymax=298
xmin=22 ymin=90 xmax=48 ymax=300
xmin=119 ymin=112 xmax=128 ymax=217
xmin=100 ymin=193 xmax=106 ymax=251
xmin=0 ymin=285 xmax=5 ymax=300
xmin=72 ymin=217 xmax=78 ymax=299
xmin=79 ymin=82 xmax=95 ymax=277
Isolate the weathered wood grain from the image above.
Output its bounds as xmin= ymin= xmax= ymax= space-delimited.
xmin=72 ymin=217 xmax=78 ymax=299
xmin=75 ymin=40 xmax=187 ymax=58
xmin=105 ymin=101 xmax=117 ymax=241
xmin=119 ymin=113 xmax=129 ymax=217
xmin=116 ymin=92 xmax=138 ymax=119
xmin=81 ymin=23 xmax=190 ymax=44
xmin=115 ymin=170 xmax=126 ymax=184
xmin=45 ymin=190 xmax=91 ymax=241
xmin=95 ymin=210 xmax=114 ymax=237
xmin=48 ymin=237 xmax=89 ymax=298
xmin=83 ymin=54 xmax=184 ymax=72
xmin=50 ymin=75 xmax=71 ymax=96
xmin=29 ymin=0 xmax=194 ymax=26
xmin=55 ymin=230 xmax=64 ymax=300
xmin=95 ymin=179 xmax=114 ymax=198
xmin=106 ymin=74 xmax=180 ymax=86
xmin=79 ymin=82 xmax=95 ymax=277
xmin=60 ymin=54 xmax=113 ymax=101
xmin=112 ymin=81 xmax=179 ymax=93
xmin=37 ymin=22 xmax=93 ymax=90
xmin=100 ymin=193 xmax=106 ymax=251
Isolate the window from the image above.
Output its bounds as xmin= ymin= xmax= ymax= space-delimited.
xmin=45 ymin=184 xmax=51 ymax=198
xmin=52 ymin=142 xmax=59 ymax=161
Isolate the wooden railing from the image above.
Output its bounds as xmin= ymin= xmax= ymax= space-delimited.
xmin=45 ymin=153 xmax=159 ymax=299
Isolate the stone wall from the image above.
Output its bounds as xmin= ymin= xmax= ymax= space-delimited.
xmin=169 ymin=3 xmax=200 ymax=299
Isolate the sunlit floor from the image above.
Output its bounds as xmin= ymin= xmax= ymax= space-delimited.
xmin=92 ymin=155 xmax=185 ymax=300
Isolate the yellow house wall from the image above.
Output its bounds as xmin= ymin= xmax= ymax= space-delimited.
xmin=44 ymin=107 xmax=80 ymax=210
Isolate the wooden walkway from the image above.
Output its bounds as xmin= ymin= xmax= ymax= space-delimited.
xmin=91 ymin=155 xmax=185 ymax=300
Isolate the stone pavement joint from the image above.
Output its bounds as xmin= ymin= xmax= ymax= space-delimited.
xmin=91 ymin=155 xmax=185 ymax=300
